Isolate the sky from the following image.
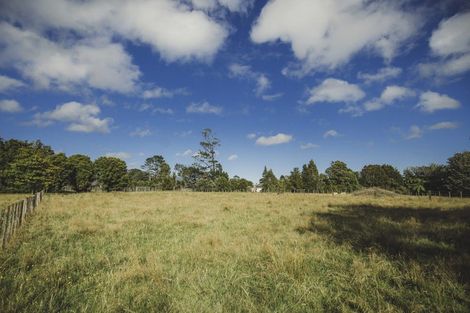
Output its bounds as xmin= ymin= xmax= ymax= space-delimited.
xmin=0 ymin=0 xmax=469 ymax=183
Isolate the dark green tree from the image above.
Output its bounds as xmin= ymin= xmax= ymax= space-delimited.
xmin=325 ymin=161 xmax=360 ymax=192
xmin=302 ymin=160 xmax=319 ymax=192
xmin=68 ymin=154 xmax=94 ymax=192
xmin=94 ymin=157 xmax=128 ymax=192
xmin=447 ymin=151 xmax=470 ymax=196
xmin=50 ymin=153 xmax=73 ymax=192
xmin=142 ymin=155 xmax=172 ymax=189
xmin=3 ymin=144 xmax=57 ymax=192
xmin=260 ymin=166 xmax=278 ymax=192
xmin=289 ymin=167 xmax=303 ymax=192
xmin=360 ymin=164 xmax=403 ymax=191
xmin=127 ymin=169 xmax=150 ymax=187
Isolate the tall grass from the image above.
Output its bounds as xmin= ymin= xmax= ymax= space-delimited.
xmin=0 ymin=192 xmax=469 ymax=312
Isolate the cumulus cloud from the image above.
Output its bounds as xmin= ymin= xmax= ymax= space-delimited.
xmin=227 ymin=154 xmax=238 ymax=161
xmin=105 ymin=152 xmax=131 ymax=160
xmin=255 ymin=133 xmax=293 ymax=146
xmin=0 ymin=99 xmax=23 ymax=113
xmin=307 ymin=78 xmax=365 ymax=104
xmin=363 ymin=85 xmax=415 ymax=112
xmin=1 ymin=0 xmax=228 ymax=62
xmin=228 ymin=63 xmax=273 ymax=98
xmin=0 ymin=0 xmax=233 ymax=93
xmin=416 ymin=91 xmax=460 ymax=113
xmin=130 ymin=128 xmax=152 ymax=137
xmin=186 ymin=101 xmax=222 ymax=114
xmin=429 ymin=121 xmax=459 ymax=130
xmin=246 ymin=133 xmax=257 ymax=140
xmin=300 ymin=143 xmax=319 ymax=150
xmin=33 ymin=101 xmax=112 ymax=133
xmin=357 ymin=67 xmax=402 ymax=84
xmin=405 ymin=125 xmax=423 ymax=140
xmin=0 ymin=75 xmax=25 ymax=93
xmin=251 ymin=0 xmax=419 ymax=74
xmin=0 ymin=23 xmax=140 ymax=93
xmin=261 ymin=93 xmax=283 ymax=101
xmin=323 ymin=130 xmax=340 ymax=138
xmin=419 ymin=12 xmax=470 ymax=78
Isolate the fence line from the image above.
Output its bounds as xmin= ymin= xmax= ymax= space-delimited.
xmin=0 ymin=191 xmax=44 ymax=249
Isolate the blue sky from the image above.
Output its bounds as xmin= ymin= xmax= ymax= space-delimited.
xmin=0 ymin=0 xmax=469 ymax=183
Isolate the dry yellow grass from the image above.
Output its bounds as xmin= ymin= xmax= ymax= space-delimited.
xmin=1 ymin=192 xmax=469 ymax=312
xmin=0 ymin=194 xmax=30 ymax=208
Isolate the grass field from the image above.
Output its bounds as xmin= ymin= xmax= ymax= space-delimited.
xmin=1 ymin=192 xmax=469 ymax=312
xmin=0 ymin=194 xmax=29 ymax=209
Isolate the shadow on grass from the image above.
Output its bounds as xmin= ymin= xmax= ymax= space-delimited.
xmin=299 ymin=204 xmax=470 ymax=283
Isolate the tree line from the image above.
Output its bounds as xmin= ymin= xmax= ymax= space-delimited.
xmin=1 ymin=129 xmax=469 ymax=195
xmin=260 ymin=152 xmax=470 ymax=196
xmin=0 ymin=129 xmax=253 ymax=193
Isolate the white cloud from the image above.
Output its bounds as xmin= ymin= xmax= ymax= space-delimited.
xmin=0 ymin=99 xmax=23 ymax=113
xmin=255 ymin=133 xmax=293 ymax=146
xmin=405 ymin=125 xmax=423 ymax=140
xmin=323 ymin=129 xmax=340 ymax=138
xmin=417 ymin=91 xmax=460 ymax=113
xmin=307 ymin=78 xmax=365 ymax=104
xmin=130 ymin=128 xmax=152 ymax=137
xmin=227 ymin=154 xmax=238 ymax=161
xmin=429 ymin=121 xmax=459 ymax=130
xmin=300 ymin=143 xmax=319 ymax=150
xmin=33 ymin=101 xmax=112 ymax=133
xmin=251 ymin=0 xmax=419 ymax=74
xmin=0 ymin=75 xmax=25 ymax=93
xmin=0 ymin=23 xmax=140 ymax=93
xmin=364 ymin=85 xmax=415 ymax=112
xmin=419 ymin=12 xmax=470 ymax=78
xmin=357 ymin=67 xmax=402 ymax=83
xmin=176 ymin=149 xmax=194 ymax=157
xmin=228 ymin=63 xmax=272 ymax=98
xmin=1 ymin=0 xmax=229 ymax=63
xmin=105 ymin=152 xmax=131 ymax=160
xmin=186 ymin=101 xmax=222 ymax=115
xmin=246 ymin=133 xmax=257 ymax=140
xmin=429 ymin=12 xmax=470 ymax=57
xmin=142 ymin=87 xmax=187 ymax=99
xmin=380 ymin=86 xmax=415 ymax=104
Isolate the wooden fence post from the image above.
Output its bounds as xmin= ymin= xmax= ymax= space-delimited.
xmin=0 ymin=208 xmax=7 ymax=248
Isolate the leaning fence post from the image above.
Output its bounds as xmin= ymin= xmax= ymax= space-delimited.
xmin=0 ymin=208 xmax=6 ymax=248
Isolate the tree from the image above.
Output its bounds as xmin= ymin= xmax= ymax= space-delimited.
xmin=302 ymin=160 xmax=319 ymax=192
xmin=175 ymin=164 xmax=203 ymax=190
xmin=68 ymin=154 xmax=94 ymax=192
xmin=260 ymin=166 xmax=278 ymax=192
xmin=50 ymin=153 xmax=73 ymax=192
xmin=289 ymin=167 xmax=303 ymax=192
xmin=94 ymin=157 xmax=128 ymax=192
xmin=325 ymin=161 xmax=359 ymax=192
xmin=142 ymin=155 xmax=172 ymax=189
xmin=229 ymin=176 xmax=253 ymax=192
xmin=193 ymin=128 xmax=222 ymax=179
xmin=3 ymin=144 xmax=57 ymax=193
xmin=360 ymin=164 xmax=403 ymax=191
xmin=403 ymin=164 xmax=448 ymax=194
xmin=127 ymin=169 xmax=150 ymax=188
xmin=447 ymin=151 xmax=470 ymax=196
